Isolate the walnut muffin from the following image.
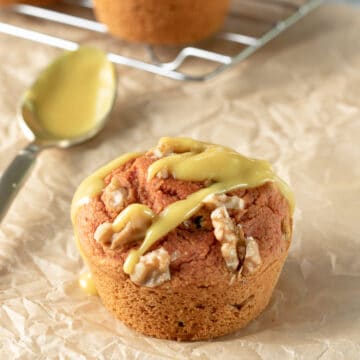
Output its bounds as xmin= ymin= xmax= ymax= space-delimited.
xmin=93 ymin=0 xmax=230 ymax=45
xmin=72 ymin=138 xmax=293 ymax=340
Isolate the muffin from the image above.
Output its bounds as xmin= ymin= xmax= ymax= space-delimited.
xmin=93 ymin=0 xmax=230 ymax=45
xmin=72 ymin=137 xmax=294 ymax=341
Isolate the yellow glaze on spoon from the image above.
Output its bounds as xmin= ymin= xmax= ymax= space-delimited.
xmin=23 ymin=47 xmax=116 ymax=140
xmin=72 ymin=137 xmax=295 ymax=277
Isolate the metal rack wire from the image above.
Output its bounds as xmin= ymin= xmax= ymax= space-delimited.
xmin=0 ymin=0 xmax=323 ymax=81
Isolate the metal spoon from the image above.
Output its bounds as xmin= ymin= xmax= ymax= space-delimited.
xmin=0 ymin=47 xmax=117 ymax=223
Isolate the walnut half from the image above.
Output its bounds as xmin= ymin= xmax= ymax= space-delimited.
xmin=203 ymin=193 xmax=245 ymax=210
xmin=102 ymin=177 xmax=129 ymax=213
xmin=130 ymin=247 xmax=171 ymax=287
xmin=241 ymin=236 xmax=262 ymax=274
xmin=210 ymin=206 xmax=244 ymax=271
xmin=93 ymin=205 xmax=154 ymax=249
xmin=94 ymin=222 xmax=113 ymax=244
xmin=111 ymin=209 xmax=153 ymax=249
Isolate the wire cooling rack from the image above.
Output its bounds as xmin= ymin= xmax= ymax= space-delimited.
xmin=0 ymin=0 xmax=323 ymax=81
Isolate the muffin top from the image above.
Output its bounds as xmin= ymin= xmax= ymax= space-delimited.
xmin=73 ymin=138 xmax=293 ymax=288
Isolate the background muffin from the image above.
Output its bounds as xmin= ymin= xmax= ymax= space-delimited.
xmin=93 ymin=0 xmax=230 ymax=45
xmin=73 ymin=139 xmax=293 ymax=340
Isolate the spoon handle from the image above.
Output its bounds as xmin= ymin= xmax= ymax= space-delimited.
xmin=0 ymin=143 xmax=40 ymax=223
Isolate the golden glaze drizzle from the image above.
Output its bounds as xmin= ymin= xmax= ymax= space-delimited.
xmin=112 ymin=204 xmax=154 ymax=232
xmin=72 ymin=137 xmax=294 ymax=277
xmin=78 ymin=271 xmax=98 ymax=296
xmin=75 ymin=234 xmax=98 ymax=295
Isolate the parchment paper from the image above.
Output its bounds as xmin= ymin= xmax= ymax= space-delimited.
xmin=1 ymin=3 xmax=360 ymax=359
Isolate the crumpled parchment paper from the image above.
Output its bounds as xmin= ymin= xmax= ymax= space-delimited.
xmin=1 ymin=2 xmax=360 ymax=359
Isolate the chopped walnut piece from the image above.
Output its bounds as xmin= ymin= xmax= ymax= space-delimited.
xmin=103 ymin=177 xmax=129 ymax=212
xmin=211 ymin=206 xmax=244 ymax=271
xmin=211 ymin=207 xmax=238 ymax=243
xmin=110 ymin=223 xmax=132 ymax=249
xmin=156 ymin=168 xmax=169 ymax=179
xmin=111 ymin=212 xmax=152 ymax=249
xmin=146 ymin=147 xmax=173 ymax=159
xmin=145 ymin=148 xmax=163 ymax=159
xmin=170 ymin=250 xmax=180 ymax=262
xmin=242 ymin=236 xmax=262 ymax=274
xmin=94 ymin=222 xmax=113 ymax=244
xmin=153 ymin=148 xmax=167 ymax=159
xmin=203 ymin=193 xmax=245 ymax=210
xmin=130 ymin=247 xmax=171 ymax=287
xmin=220 ymin=242 xmax=239 ymax=271
xmin=94 ymin=206 xmax=153 ymax=249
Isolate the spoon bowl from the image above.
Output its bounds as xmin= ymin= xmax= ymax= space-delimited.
xmin=0 ymin=47 xmax=117 ymax=223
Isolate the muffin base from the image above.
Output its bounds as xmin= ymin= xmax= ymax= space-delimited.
xmin=90 ymin=250 xmax=288 ymax=341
